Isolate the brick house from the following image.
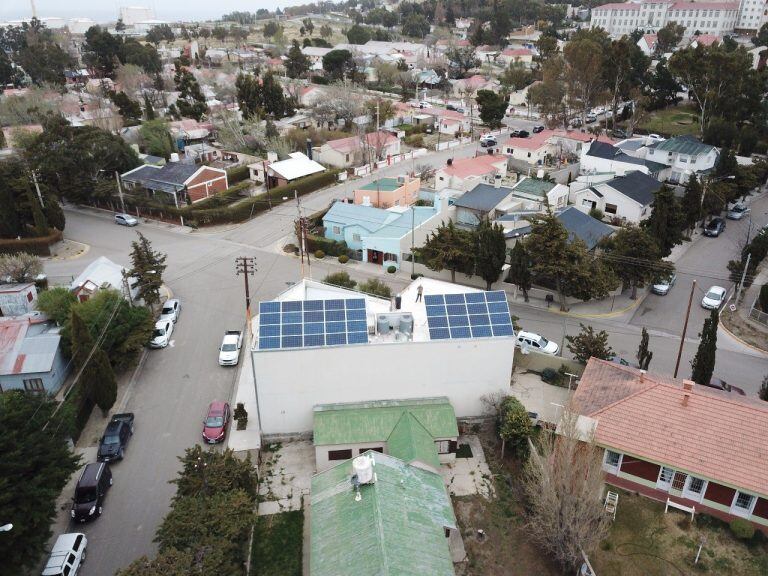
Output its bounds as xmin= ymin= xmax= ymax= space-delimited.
xmin=121 ymin=162 xmax=228 ymax=204
xmin=572 ymin=358 xmax=768 ymax=531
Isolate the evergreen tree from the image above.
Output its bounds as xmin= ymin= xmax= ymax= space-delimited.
xmin=421 ymin=221 xmax=475 ymax=283
xmin=636 ymin=327 xmax=653 ymax=370
xmin=70 ymin=309 xmax=94 ymax=370
xmin=507 ymin=242 xmax=532 ymax=301
xmin=691 ymin=309 xmax=718 ymax=385
xmin=235 ymin=73 xmax=261 ymax=119
xmin=605 ymin=225 xmax=669 ymax=299
xmin=285 ymin=40 xmax=310 ymax=79
xmin=715 ymin=146 xmax=738 ymax=177
xmin=680 ymin=174 xmax=703 ymax=232
xmin=759 ymin=373 xmax=768 ymax=402
xmin=261 ymin=72 xmax=290 ymax=117
xmin=643 ymin=185 xmax=683 ymax=257
xmin=129 ymin=232 xmax=167 ymax=309
xmin=474 ymin=219 xmax=507 ymax=290
xmin=143 ymin=93 xmax=156 ymax=120
xmin=499 ymin=396 xmax=532 ymax=458
xmin=475 ymin=89 xmax=507 ymax=128
xmin=173 ymin=60 xmax=208 ymax=121
xmin=566 ymin=324 xmax=614 ymax=364
xmin=88 ymin=348 xmax=117 ymax=415
xmin=25 ymin=181 xmax=48 ymax=236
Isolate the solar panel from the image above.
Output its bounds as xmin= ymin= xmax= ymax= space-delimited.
xmin=425 ymin=291 xmax=514 ymax=341
xmin=257 ymin=298 xmax=369 ymax=350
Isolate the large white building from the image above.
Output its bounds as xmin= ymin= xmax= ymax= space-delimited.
xmin=251 ymin=278 xmax=516 ymax=435
xmin=591 ymin=0 xmax=741 ymax=38
xmin=736 ymin=0 xmax=768 ymax=32
xmin=119 ymin=6 xmax=155 ymax=26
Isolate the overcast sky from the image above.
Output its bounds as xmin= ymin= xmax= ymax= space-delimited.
xmin=1 ymin=1 xmax=303 ymax=23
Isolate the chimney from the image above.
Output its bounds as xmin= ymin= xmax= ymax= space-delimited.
xmin=494 ymin=174 xmax=502 ymax=188
xmin=639 ymin=370 xmax=645 ymax=383
xmin=306 ymin=138 xmax=313 ymax=160
xmin=682 ymin=379 xmax=694 ymax=406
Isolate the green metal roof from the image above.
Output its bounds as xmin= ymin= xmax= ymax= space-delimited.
xmin=513 ymin=177 xmax=556 ymax=198
xmin=310 ymin=451 xmax=456 ymax=576
xmin=386 ymin=412 xmax=441 ymax=469
xmin=654 ymin=136 xmax=714 ymax=156
xmin=359 ymin=178 xmax=402 ymax=192
xmin=313 ymin=397 xmax=458 ymax=447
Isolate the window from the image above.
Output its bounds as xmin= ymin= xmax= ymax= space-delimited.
xmin=658 ymin=466 xmax=675 ymax=483
xmin=67 ymin=554 xmax=76 ymax=565
xmin=328 ymin=449 xmax=353 ymax=461
xmin=332 ymin=226 xmax=341 ymax=235
xmin=63 ymin=566 xmax=71 ymax=576
xmin=732 ymin=491 xmax=755 ymax=517
xmin=23 ymin=378 xmax=44 ymax=393
xmin=360 ymin=447 xmax=383 ymax=454
xmin=605 ymin=203 xmax=618 ymax=215
xmin=74 ymin=535 xmax=83 ymax=551
xmin=352 ymin=233 xmax=361 ymax=242
xmin=345 ymin=154 xmax=350 ymax=162
xmin=436 ymin=440 xmax=451 ymax=453
xmin=688 ymin=476 xmax=705 ymax=494
xmin=26 ymin=291 xmax=33 ymax=302
xmin=603 ymin=450 xmax=622 ymax=473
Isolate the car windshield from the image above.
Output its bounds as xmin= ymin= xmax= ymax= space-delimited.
xmin=162 ymin=306 xmax=173 ymax=315
xmin=538 ymin=336 xmax=550 ymax=347
xmin=707 ymin=220 xmax=719 ymax=227
xmin=706 ymin=290 xmax=722 ymax=300
xmin=103 ymin=434 xmax=120 ymax=445
xmin=221 ymin=343 xmax=237 ymax=352
xmin=75 ymin=487 xmax=97 ymax=503
xmin=732 ymin=205 xmax=745 ymax=212
xmin=153 ymin=328 xmax=165 ymax=337
xmin=205 ymin=416 xmax=224 ymax=427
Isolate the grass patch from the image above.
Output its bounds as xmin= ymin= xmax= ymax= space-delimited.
xmin=251 ymin=510 xmax=303 ymax=576
xmin=456 ymin=443 xmax=473 ymax=458
xmin=637 ymin=104 xmax=701 ymax=137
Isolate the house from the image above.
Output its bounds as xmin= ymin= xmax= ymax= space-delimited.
xmin=70 ymin=256 xmax=138 ymax=303
xmin=429 ymin=108 xmax=471 ymax=136
xmin=572 ymin=358 xmax=768 ymax=532
xmin=510 ymin=177 xmax=569 ymax=210
xmin=497 ymin=48 xmax=534 ymax=67
xmin=644 ymin=136 xmax=719 ymax=184
xmin=580 ymin=140 xmax=661 ymax=178
xmin=353 ymin=176 xmax=421 ymax=208
xmin=571 ymin=171 xmax=662 ymax=223
xmin=503 ymin=131 xmax=552 ymax=165
xmin=0 ymin=316 xmax=69 ymax=394
xmin=310 ymin=451 xmax=457 ymax=576
xmin=688 ymin=34 xmax=721 ymax=48
xmin=254 ymin=152 xmax=326 ymax=188
xmin=0 ymin=283 xmax=37 ymax=316
xmin=251 ymin=278 xmax=516 ymax=434
xmin=315 ymin=131 xmax=401 ymax=169
xmin=636 ymin=33 xmax=657 ymax=56
xmin=497 ymin=206 xmax=615 ymax=249
xmin=299 ymin=84 xmax=328 ymax=106
xmin=121 ymin=162 xmax=228 ymax=204
xmin=435 ymin=154 xmax=509 ymax=192
xmin=313 ymin=397 xmax=459 ymax=471
xmin=504 ymin=130 xmax=616 ymax=166
xmin=450 ymin=74 xmax=500 ymax=97
xmin=323 ymin=193 xmax=452 ymax=268
xmin=452 ymin=182 xmax=518 ymax=227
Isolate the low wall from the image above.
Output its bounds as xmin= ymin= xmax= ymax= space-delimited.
xmin=514 ymin=351 xmax=583 ymax=378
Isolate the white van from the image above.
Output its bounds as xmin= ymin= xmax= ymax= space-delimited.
xmin=42 ymin=533 xmax=87 ymax=576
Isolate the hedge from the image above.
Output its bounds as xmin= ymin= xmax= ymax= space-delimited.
xmin=226 ymin=164 xmax=251 ymax=184
xmin=0 ymin=228 xmax=63 ymax=256
xmin=305 ymin=233 xmax=349 ymax=257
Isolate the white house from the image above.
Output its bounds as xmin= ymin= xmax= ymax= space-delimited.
xmin=251 ymin=278 xmax=516 ymax=435
xmin=580 ymin=140 xmax=655 ymax=177
xmin=434 ymin=154 xmax=509 ymax=191
xmin=644 ymin=136 xmax=719 ymax=184
xmin=497 ymin=48 xmax=535 ymax=67
xmin=314 ymin=131 xmax=401 ymax=169
xmin=637 ymin=33 xmax=657 ymax=56
xmin=571 ymin=171 xmax=662 ymax=223
xmin=70 ymin=256 xmax=139 ymax=302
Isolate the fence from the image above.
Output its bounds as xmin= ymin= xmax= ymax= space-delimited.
xmin=748 ymin=296 xmax=768 ymax=326
xmin=351 ymin=149 xmax=429 ymax=176
xmin=435 ymin=137 xmax=472 ymax=151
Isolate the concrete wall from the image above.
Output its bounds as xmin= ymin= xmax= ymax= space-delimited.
xmin=315 ymin=440 xmax=457 ymax=471
xmin=253 ymin=337 xmax=515 ymax=434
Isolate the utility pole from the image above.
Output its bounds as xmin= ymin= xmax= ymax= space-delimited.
xmin=674 ymin=279 xmax=696 ymax=378
xmin=114 ymin=171 xmax=125 ymax=214
xmin=735 ymin=252 xmax=751 ymax=305
xmin=295 ymin=190 xmax=310 ymax=278
xmin=235 ymin=256 xmax=257 ymax=338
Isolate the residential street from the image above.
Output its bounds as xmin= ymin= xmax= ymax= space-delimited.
xmin=44 ymin=178 xmax=768 ymax=575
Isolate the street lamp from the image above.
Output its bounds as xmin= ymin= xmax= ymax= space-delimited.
xmin=0 ymin=523 xmax=13 ymax=532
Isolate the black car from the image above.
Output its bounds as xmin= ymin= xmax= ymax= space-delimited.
xmin=704 ymin=217 xmax=726 ymax=237
xmin=517 ymin=130 xmax=530 ymax=138
xmin=446 ymin=104 xmax=456 ymax=111
xmin=532 ymin=125 xmax=545 ymax=133
xmin=97 ymin=413 xmax=134 ymax=462
xmin=71 ymin=462 xmax=112 ymax=522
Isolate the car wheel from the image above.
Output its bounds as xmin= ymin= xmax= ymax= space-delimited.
xmin=98 ymin=506 xmax=103 ymax=516
xmin=109 ymin=477 xmax=113 ymax=486
xmin=119 ymin=448 xmax=124 ymax=459
xmin=81 ymin=550 xmax=86 ymax=563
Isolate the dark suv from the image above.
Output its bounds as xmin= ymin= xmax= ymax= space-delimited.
xmin=704 ymin=217 xmax=726 ymax=237
xmin=97 ymin=413 xmax=134 ymax=462
xmin=71 ymin=462 xmax=112 ymax=522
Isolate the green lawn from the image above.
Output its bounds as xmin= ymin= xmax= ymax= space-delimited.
xmin=251 ymin=510 xmax=304 ymax=576
xmin=637 ymin=105 xmax=701 ymax=137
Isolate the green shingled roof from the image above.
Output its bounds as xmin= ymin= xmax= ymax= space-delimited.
xmin=310 ymin=451 xmax=456 ymax=576
xmin=512 ymin=177 xmax=556 ymax=198
xmin=313 ymin=397 xmax=458 ymax=448
xmin=654 ymin=136 xmax=714 ymax=156
xmin=359 ymin=178 xmax=402 ymax=192
xmin=386 ymin=412 xmax=441 ymax=469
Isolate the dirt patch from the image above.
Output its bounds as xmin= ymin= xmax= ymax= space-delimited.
xmin=721 ymin=307 xmax=768 ymax=352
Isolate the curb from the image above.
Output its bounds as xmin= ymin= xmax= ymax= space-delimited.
xmin=547 ymin=291 xmax=647 ymax=319
xmin=719 ymin=315 xmax=768 ymax=356
xmin=45 ymin=240 xmax=91 ymax=261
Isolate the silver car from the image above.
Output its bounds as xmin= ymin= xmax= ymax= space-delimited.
xmin=115 ymin=213 xmax=138 ymax=226
xmin=651 ymin=273 xmax=676 ymax=295
xmin=726 ymin=204 xmax=750 ymax=220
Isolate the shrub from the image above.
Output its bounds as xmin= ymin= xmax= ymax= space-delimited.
xmin=305 ymin=233 xmax=349 ymax=257
xmin=0 ymin=228 xmax=62 ymax=256
xmin=541 ymin=367 xmax=558 ymax=383
xmin=314 ymin=250 xmax=325 ymax=259
xmin=358 ymin=278 xmax=392 ymax=298
xmin=324 ymin=271 xmax=356 ymax=289
xmin=405 ymin=134 xmax=424 ymax=147
xmin=338 ymin=254 xmax=349 ymax=263
xmin=226 ymin=164 xmax=251 ymax=184
xmin=283 ymin=243 xmax=299 ymax=254
xmin=410 ymin=273 xmax=423 ymax=280
xmin=729 ymin=518 xmax=755 ymax=540
xmin=233 ymin=402 xmax=248 ymax=431
xmin=589 ymin=207 xmax=604 ymax=221
xmin=387 ymin=265 xmax=396 ymax=273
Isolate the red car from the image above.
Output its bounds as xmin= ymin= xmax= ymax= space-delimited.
xmin=202 ymin=401 xmax=230 ymax=444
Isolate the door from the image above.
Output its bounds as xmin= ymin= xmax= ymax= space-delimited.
xmin=682 ymin=475 xmax=708 ymax=503
xmin=669 ymin=471 xmax=688 ymax=497
xmin=656 ymin=466 xmax=675 ymax=491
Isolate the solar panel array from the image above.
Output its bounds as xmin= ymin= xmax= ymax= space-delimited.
xmin=257 ymin=298 xmax=369 ymax=350
xmin=424 ymin=291 xmax=515 ymax=340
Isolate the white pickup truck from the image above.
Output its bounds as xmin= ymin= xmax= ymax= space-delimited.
xmin=218 ymin=330 xmax=243 ymax=366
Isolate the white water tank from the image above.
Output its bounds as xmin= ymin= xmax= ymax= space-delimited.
xmin=353 ymin=455 xmax=375 ymax=484
xmin=399 ymin=314 xmax=413 ymax=335
xmin=170 ymin=152 xmax=180 ymax=162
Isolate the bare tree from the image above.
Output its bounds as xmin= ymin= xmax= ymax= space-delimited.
xmin=521 ymin=408 xmax=611 ymax=571
xmin=0 ymin=253 xmax=43 ymax=282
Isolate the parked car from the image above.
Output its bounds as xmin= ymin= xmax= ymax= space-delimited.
xmin=726 ymin=203 xmax=750 ymax=220
xmin=651 ymin=273 xmax=677 ymax=295
xmin=418 ymin=100 xmax=432 ymax=108
xmin=97 ymin=413 xmax=134 ymax=462
xmin=159 ymin=298 xmax=181 ymax=323
xmin=71 ymin=462 xmax=112 ymax=522
xmin=219 ymin=330 xmax=243 ymax=366
xmin=611 ymin=128 xmax=627 ymax=138
xmin=586 ymin=113 xmax=597 ymax=123
xmin=446 ymin=104 xmax=456 ymax=111
xmin=479 ymin=135 xmax=497 ymax=147
xmin=202 ymin=401 xmax=231 ymax=444
xmin=456 ymin=107 xmax=465 ymax=113
xmin=704 ymin=217 xmax=726 ymax=237
xmin=42 ymin=533 xmax=87 ymax=576
xmin=516 ymin=330 xmax=559 ymax=355
xmin=701 ymin=285 xmax=727 ymax=309
xmin=532 ymin=125 xmax=545 ymax=133
xmin=569 ymin=117 xmax=583 ymax=127
xmin=114 ymin=213 xmax=138 ymax=227
xmin=516 ymin=130 xmax=530 ymax=138
xmin=150 ymin=319 xmax=173 ymax=348
xmin=701 ymin=377 xmax=746 ymax=395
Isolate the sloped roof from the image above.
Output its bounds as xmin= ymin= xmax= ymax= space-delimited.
xmin=654 ymin=135 xmax=716 ymax=156
xmin=366 ymin=207 xmax=438 ymax=239
xmin=269 ymin=152 xmax=326 ymax=181
xmin=574 ymin=358 xmax=768 ymax=497
xmin=310 ymin=452 xmax=456 ymax=576
xmin=323 ymin=201 xmax=399 ymax=232
xmin=71 ymin=256 xmax=127 ymax=294
xmin=586 ymin=141 xmax=644 ymax=165
xmin=0 ymin=318 xmax=60 ymax=376
xmin=387 ymin=411 xmax=441 ymax=469
xmin=440 ymin=154 xmax=506 ymax=179
xmin=326 ymin=131 xmax=398 ymax=154
xmin=602 ymin=171 xmax=662 ymax=206
xmin=453 ymin=182 xmax=514 ymax=211
xmin=556 ymin=206 xmax=615 ymax=250
xmin=512 ymin=177 xmax=556 ymax=199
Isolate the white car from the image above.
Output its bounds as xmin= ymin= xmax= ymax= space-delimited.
xmin=219 ymin=330 xmax=243 ymax=366
xmin=516 ymin=330 xmax=559 ymax=355
xmin=114 ymin=213 xmax=138 ymax=226
xmin=159 ymin=298 xmax=181 ymax=323
xmin=651 ymin=273 xmax=676 ymax=296
xmin=701 ymin=286 xmax=727 ymax=310
xmin=42 ymin=533 xmax=87 ymax=576
xmin=419 ymin=100 xmax=432 ymax=108
xmin=150 ymin=319 xmax=173 ymax=348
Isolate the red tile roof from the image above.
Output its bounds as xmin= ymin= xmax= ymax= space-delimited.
xmin=501 ymin=48 xmax=533 ymax=57
xmin=326 ymin=131 xmax=398 ymax=154
xmin=439 ymin=154 xmax=507 ymax=179
xmin=692 ymin=34 xmax=721 ymax=46
xmin=574 ymin=359 xmax=768 ymax=497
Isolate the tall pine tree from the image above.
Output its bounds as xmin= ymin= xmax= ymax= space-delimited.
xmin=507 ymin=242 xmax=532 ymax=301
xmin=680 ymin=174 xmax=703 ymax=232
xmin=691 ymin=309 xmax=718 ymax=385
xmin=143 ymin=93 xmax=156 ymax=120
xmin=643 ymin=185 xmax=682 ymax=257
xmin=637 ymin=326 xmax=653 ymax=370
xmin=129 ymin=232 xmax=167 ymax=309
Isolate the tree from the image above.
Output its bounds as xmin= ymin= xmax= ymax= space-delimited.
xmin=109 ymin=91 xmax=143 ymax=125
xmin=143 ymin=93 xmax=156 ymax=120
xmin=680 ymin=174 xmax=703 ymax=232
xmin=173 ymin=445 xmax=257 ymax=498
xmin=173 ymin=60 xmax=208 ymax=121
xmin=507 ymin=242 xmax=532 ymax=301
xmin=320 ymin=24 xmax=333 ymax=39
xmin=475 ymin=89 xmax=507 ymax=129
xmin=645 ymin=58 xmax=682 ymax=109
xmin=0 ymin=252 xmax=42 ymax=282
xmin=474 ymin=219 xmax=507 ymax=290
xmin=358 ymin=278 xmax=392 ymax=298
xmin=87 ymin=346 xmax=117 ymax=415
xmin=401 ymin=14 xmax=430 ymax=38
xmin=139 ymin=120 xmax=175 ymax=160
xmin=446 ymin=46 xmax=480 ymax=78
xmin=500 ymin=62 xmax=533 ymax=92
xmin=529 ymin=57 xmax=566 ymax=126
xmin=322 ymin=49 xmax=355 ymax=81
xmin=364 ymin=98 xmax=396 ymax=126
xmin=656 ymin=22 xmax=685 ymax=53
xmin=36 ymin=287 xmax=77 ymax=326
xmin=498 ymin=396 xmax=532 ymax=459
xmin=262 ymin=21 xmax=281 ymax=39
xmin=302 ymin=18 xmax=315 ymax=36
xmin=637 ymin=326 xmax=653 ymax=370
xmin=235 ymin=73 xmax=261 ymax=119
xmin=642 ymin=185 xmax=683 ymax=257
xmin=323 ymin=271 xmax=357 ymax=289
xmin=522 ymin=410 xmax=611 ymax=571
xmin=286 ymin=40 xmax=310 ymax=79
xmin=760 ymin=284 xmax=768 ymax=313
xmin=129 ymin=232 xmax=167 ymax=309
xmin=421 ymin=221 xmax=475 ymax=283
xmin=115 ymin=18 xmax=126 ymax=32
xmin=563 ymin=39 xmax=604 ymax=127
xmin=566 ymin=324 xmax=614 ymax=363
xmin=605 ymin=225 xmax=669 ymax=299
xmin=3 ymin=20 xmax=72 ymax=85
xmin=146 ymin=24 xmax=175 ymax=46
xmin=691 ymin=308 xmax=718 ymax=385
xmin=0 ymin=391 xmax=80 ymax=573
xmin=346 ymin=24 xmax=372 ymax=44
